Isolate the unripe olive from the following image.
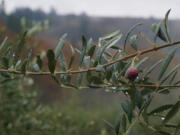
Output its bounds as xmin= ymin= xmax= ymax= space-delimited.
xmin=125 ymin=67 xmax=138 ymax=81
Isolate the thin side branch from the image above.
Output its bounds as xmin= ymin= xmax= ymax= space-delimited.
xmin=110 ymin=84 xmax=180 ymax=88
xmin=59 ymin=84 xmax=180 ymax=90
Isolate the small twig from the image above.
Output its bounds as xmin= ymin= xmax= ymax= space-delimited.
xmin=108 ymin=83 xmax=180 ymax=89
xmin=59 ymin=83 xmax=180 ymax=90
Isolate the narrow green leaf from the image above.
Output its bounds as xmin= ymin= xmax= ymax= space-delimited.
xmin=36 ymin=55 xmax=43 ymax=70
xmin=0 ymin=36 xmax=8 ymax=51
xmin=169 ymin=71 xmax=177 ymax=84
xmin=100 ymin=53 xmax=108 ymax=64
xmin=51 ymin=75 xmax=61 ymax=85
xmin=33 ymin=64 xmax=40 ymax=72
xmin=152 ymin=23 xmax=167 ymax=42
xmin=97 ymin=34 xmax=122 ymax=62
xmin=139 ymin=94 xmax=154 ymax=116
xmin=54 ymin=33 xmax=67 ymax=60
xmin=145 ymin=59 xmax=163 ymax=76
xmin=100 ymin=30 xmax=120 ymax=42
xmin=86 ymin=38 xmax=93 ymax=53
xmin=158 ymin=47 xmax=179 ymax=80
xmin=88 ymin=45 xmax=96 ymax=58
xmin=25 ymin=49 xmax=32 ymax=71
xmin=104 ymin=50 xmax=113 ymax=57
xmin=163 ymin=101 xmax=180 ymax=124
xmin=79 ymin=36 xmax=87 ymax=66
xmin=0 ymin=72 xmax=11 ymax=78
xmin=148 ymin=104 xmax=173 ymax=115
xmin=136 ymin=90 xmax=143 ymax=109
xmin=63 ymin=83 xmax=78 ymax=89
xmin=83 ymin=56 xmax=90 ymax=68
xmin=126 ymin=127 xmax=132 ymax=135
xmin=21 ymin=59 xmax=28 ymax=74
xmin=110 ymin=46 xmax=121 ymax=50
xmin=158 ymin=88 xmax=170 ymax=94
xmin=121 ymin=101 xmax=133 ymax=122
xmin=115 ymin=116 xmax=121 ymax=135
xmin=129 ymin=34 xmax=138 ymax=51
xmin=164 ymin=9 xmax=171 ymax=42
xmin=122 ymin=114 xmax=127 ymax=133
xmin=1 ymin=57 xmax=9 ymax=69
xmin=98 ymin=30 xmax=120 ymax=48
xmin=124 ymin=23 xmax=142 ymax=51
xmin=106 ymin=34 xmax=122 ymax=49
xmin=59 ymin=52 xmax=67 ymax=71
xmin=15 ymin=60 xmax=21 ymax=69
xmin=103 ymin=119 xmax=114 ymax=129
xmin=1 ymin=48 xmax=11 ymax=69
xmin=75 ymin=48 xmax=81 ymax=54
xmin=47 ymin=49 xmax=56 ymax=74
xmin=160 ymin=64 xmax=180 ymax=84
xmin=118 ymin=61 xmax=131 ymax=78
xmin=68 ymin=44 xmax=75 ymax=69
xmin=158 ymin=28 xmax=168 ymax=42
xmin=135 ymin=57 xmax=148 ymax=69
xmin=165 ymin=124 xmax=178 ymax=128
xmin=13 ymin=31 xmax=27 ymax=65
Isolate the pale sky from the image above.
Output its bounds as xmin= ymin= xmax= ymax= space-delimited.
xmin=4 ymin=0 xmax=180 ymax=19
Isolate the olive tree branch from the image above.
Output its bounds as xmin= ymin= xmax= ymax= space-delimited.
xmin=0 ymin=40 xmax=180 ymax=76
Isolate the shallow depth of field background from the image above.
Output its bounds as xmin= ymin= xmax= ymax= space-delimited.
xmin=0 ymin=0 xmax=180 ymax=135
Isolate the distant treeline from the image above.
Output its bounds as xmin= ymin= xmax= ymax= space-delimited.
xmin=1 ymin=7 xmax=180 ymax=44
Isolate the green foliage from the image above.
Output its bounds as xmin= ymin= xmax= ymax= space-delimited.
xmin=0 ymin=9 xmax=179 ymax=135
xmin=158 ymin=47 xmax=179 ymax=80
xmin=47 ymin=49 xmax=56 ymax=74
xmin=0 ymin=78 xmax=55 ymax=135
xmin=165 ymin=9 xmax=172 ymax=42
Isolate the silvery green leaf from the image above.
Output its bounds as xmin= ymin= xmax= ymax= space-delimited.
xmin=68 ymin=44 xmax=75 ymax=69
xmin=79 ymin=36 xmax=87 ymax=66
xmin=54 ymin=33 xmax=67 ymax=60
xmin=98 ymin=30 xmax=120 ymax=47
xmin=152 ymin=23 xmax=167 ymax=42
xmin=163 ymin=101 xmax=180 ymax=124
xmin=148 ymin=104 xmax=173 ymax=115
xmin=83 ymin=56 xmax=90 ymax=68
xmin=86 ymin=38 xmax=93 ymax=53
xmin=114 ymin=116 xmax=121 ymax=135
xmin=129 ymin=34 xmax=138 ymax=51
xmin=135 ymin=57 xmax=148 ymax=69
xmin=59 ymin=52 xmax=67 ymax=71
xmin=145 ymin=59 xmax=163 ymax=76
xmin=164 ymin=9 xmax=171 ymax=42
xmin=160 ymin=64 xmax=180 ymax=84
xmin=158 ymin=47 xmax=179 ymax=80
xmin=15 ymin=60 xmax=21 ymax=69
xmin=13 ymin=31 xmax=27 ymax=65
xmin=33 ymin=64 xmax=40 ymax=72
xmin=47 ymin=49 xmax=56 ymax=74
xmin=0 ymin=36 xmax=8 ymax=51
xmin=124 ymin=23 xmax=142 ymax=51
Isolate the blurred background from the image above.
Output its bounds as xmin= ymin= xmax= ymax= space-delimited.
xmin=0 ymin=0 xmax=180 ymax=135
